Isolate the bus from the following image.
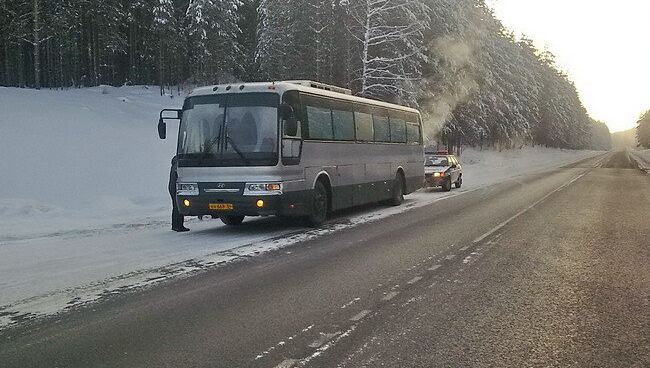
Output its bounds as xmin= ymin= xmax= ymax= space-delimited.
xmin=158 ymin=80 xmax=424 ymax=227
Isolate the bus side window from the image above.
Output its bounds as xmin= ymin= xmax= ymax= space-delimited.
xmin=354 ymin=111 xmax=374 ymax=142
xmin=306 ymin=105 xmax=333 ymax=140
xmin=303 ymin=95 xmax=334 ymax=140
xmin=372 ymin=108 xmax=391 ymax=143
xmin=331 ymin=100 xmax=355 ymax=141
xmin=390 ymin=118 xmax=406 ymax=143
xmin=406 ymin=123 xmax=420 ymax=144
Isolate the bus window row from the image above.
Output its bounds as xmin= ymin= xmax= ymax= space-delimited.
xmin=291 ymin=93 xmax=422 ymax=144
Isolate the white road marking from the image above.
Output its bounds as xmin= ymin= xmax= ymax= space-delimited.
xmin=302 ymin=325 xmax=314 ymax=333
xmin=428 ymin=264 xmax=442 ymax=271
xmin=445 ymin=254 xmax=456 ymax=260
xmin=382 ymin=291 xmax=399 ymax=301
xmin=340 ymin=297 xmax=360 ymax=309
xmin=473 ymin=171 xmax=588 ymax=244
xmin=308 ymin=332 xmax=340 ymax=348
xmin=299 ymin=325 xmax=357 ymax=365
xmin=255 ymin=325 xmax=312 ymax=361
xmin=459 ymin=246 xmax=469 ymax=251
xmin=350 ymin=310 xmax=372 ymax=321
xmin=401 ymin=297 xmax=417 ymax=307
xmin=407 ymin=276 xmax=423 ymax=285
xmin=274 ymin=359 xmax=297 ymax=368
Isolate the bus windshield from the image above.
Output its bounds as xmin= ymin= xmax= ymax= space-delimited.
xmin=178 ymin=93 xmax=279 ymax=166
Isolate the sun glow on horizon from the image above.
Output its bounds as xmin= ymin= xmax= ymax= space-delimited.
xmin=487 ymin=0 xmax=650 ymax=133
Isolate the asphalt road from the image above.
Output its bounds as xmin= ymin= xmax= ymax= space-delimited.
xmin=1 ymin=152 xmax=648 ymax=368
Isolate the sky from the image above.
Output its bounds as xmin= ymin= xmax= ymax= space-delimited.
xmin=487 ymin=0 xmax=650 ymax=133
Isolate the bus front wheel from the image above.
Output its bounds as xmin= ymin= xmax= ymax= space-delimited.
xmin=306 ymin=181 xmax=329 ymax=227
xmin=221 ymin=215 xmax=245 ymax=226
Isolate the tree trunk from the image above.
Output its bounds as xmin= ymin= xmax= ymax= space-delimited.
xmin=33 ymin=0 xmax=41 ymax=89
xmin=92 ymin=21 xmax=98 ymax=85
xmin=3 ymin=37 xmax=9 ymax=86
xmin=59 ymin=41 xmax=64 ymax=88
xmin=18 ymin=44 xmax=25 ymax=87
xmin=159 ymin=36 xmax=164 ymax=96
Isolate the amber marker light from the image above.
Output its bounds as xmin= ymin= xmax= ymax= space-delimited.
xmin=256 ymin=199 xmax=265 ymax=208
xmin=183 ymin=199 xmax=191 ymax=207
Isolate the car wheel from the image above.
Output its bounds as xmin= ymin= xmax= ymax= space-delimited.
xmin=389 ymin=173 xmax=405 ymax=206
xmin=455 ymin=176 xmax=462 ymax=189
xmin=306 ymin=181 xmax=329 ymax=227
xmin=221 ymin=215 xmax=245 ymax=226
xmin=443 ymin=178 xmax=452 ymax=192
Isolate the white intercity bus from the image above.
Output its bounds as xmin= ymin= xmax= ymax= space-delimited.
xmin=158 ymin=81 xmax=424 ymax=226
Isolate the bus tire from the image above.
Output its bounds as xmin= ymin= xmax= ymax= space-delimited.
xmin=306 ymin=180 xmax=329 ymax=227
xmin=221 ymin=215 xmax=245 ymax=226
xmin=389 ymin=172 xmax=405 ymax=206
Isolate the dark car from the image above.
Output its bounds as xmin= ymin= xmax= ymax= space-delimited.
xmin=424 ymin=152 xmax=463 ymax=191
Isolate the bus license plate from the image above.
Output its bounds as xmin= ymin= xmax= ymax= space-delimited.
xmin=209 ymin=203 xmax=234 ymax=210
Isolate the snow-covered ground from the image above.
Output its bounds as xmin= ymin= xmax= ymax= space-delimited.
xmin=0 ymin=86 xmax=605 ymax=329
xmin=0 ymin=85 xmax=183 ymax=241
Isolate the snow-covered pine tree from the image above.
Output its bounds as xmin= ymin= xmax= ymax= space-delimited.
xmin=154 ymin=0 xmax=176 ymax=95
xmin=186 ymin=0 xmax=243 ymax=84
xmin=256 ymin=0 xmax=332 ymax=82
xmin=0 ymin=0 xmax=30 ymax=86
xmin=237 ymin=0 xmax=261 ymax=81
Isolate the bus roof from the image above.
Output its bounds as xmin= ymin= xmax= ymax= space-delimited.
xmin=189 ymin=81 xmax=421 ymax=115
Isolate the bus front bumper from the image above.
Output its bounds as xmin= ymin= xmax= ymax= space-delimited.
xmin=177 ymin=191 xmax=310 ymax=217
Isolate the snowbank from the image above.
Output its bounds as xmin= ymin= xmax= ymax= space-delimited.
xmin=0 ymin=86 xmax=183 ymax=241
xmin=628 ymin=149 xmax=650 ymax=172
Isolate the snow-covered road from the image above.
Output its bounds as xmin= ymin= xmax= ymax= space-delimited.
xmin=0 ymin=147 xmax=604 ymax=329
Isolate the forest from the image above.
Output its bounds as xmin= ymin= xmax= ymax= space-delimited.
xmin=0 ymin=0 xmax=612 ymax=150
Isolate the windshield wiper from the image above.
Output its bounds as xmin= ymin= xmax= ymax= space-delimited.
xmin=198 ymin=125 xmax=222 ymax=164
xmin=225 ymin=135 xmax=251 ymax=166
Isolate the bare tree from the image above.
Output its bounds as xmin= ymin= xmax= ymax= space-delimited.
xmin=348 ymin=0 xmax=429 ymax=103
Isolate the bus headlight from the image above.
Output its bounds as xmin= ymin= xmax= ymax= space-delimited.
xmin=177 ymin=183 xmax=199 ymax=196
xmin=244 ymin=183 xmax=283 ymax=196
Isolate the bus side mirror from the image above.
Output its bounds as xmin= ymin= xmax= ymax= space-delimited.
xmin=158 ymin=118 xmax=166 ymax=140
xmin=279 ymin=104 xmax=298 ymax=137
xmin=284 ymin=118 xmax=298 ymax=137
xmin=158 ymin=109 xmax=182 ymax=140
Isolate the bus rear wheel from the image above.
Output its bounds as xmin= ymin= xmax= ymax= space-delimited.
xmin=306 ymin=181 xmax=329 ymax=227
xmin=389 ymin=173 xmax=405 ymax=206
xmin=221 ymin=215 xmax=245 ymax=226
